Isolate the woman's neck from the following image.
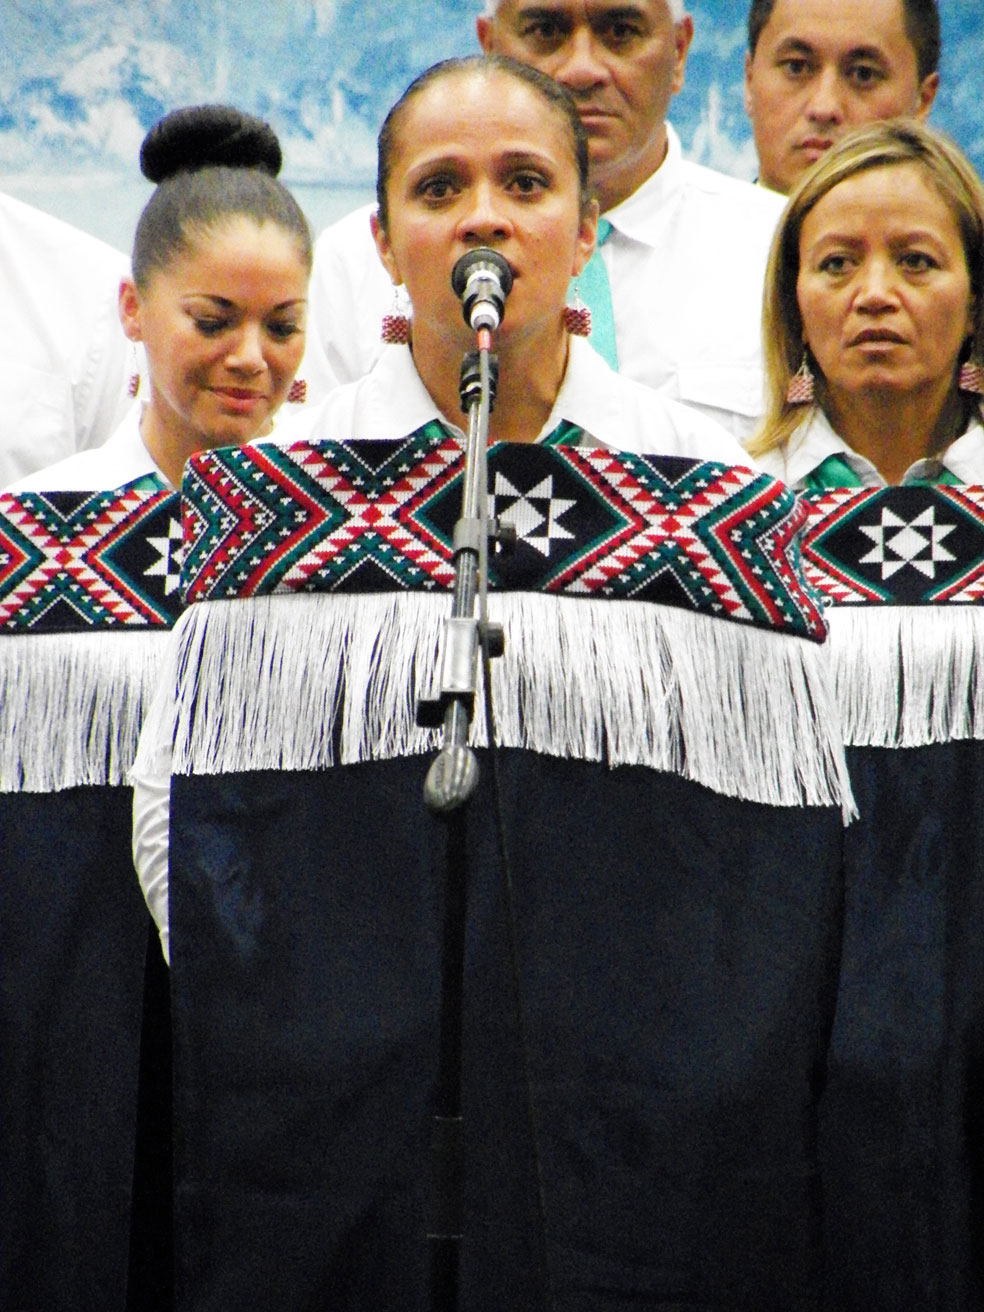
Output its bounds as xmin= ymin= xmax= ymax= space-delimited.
xmin=139 ymin=406 xmax=188 ymax=489
xmin=138 ymin=401 xmax=275 ymax=489
xmin=411 ymin=324 xmax=570 ymax=444
xmin=824 ymin=383 xmax=970 ymax=486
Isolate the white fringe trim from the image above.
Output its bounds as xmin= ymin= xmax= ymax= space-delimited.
xmin=828 ymin=606 xmax=984 ymax=748
xmin=0 ymin=630 xmax=170 ymax=793
xmin=137 ymin=592 xmax=855 ymax=817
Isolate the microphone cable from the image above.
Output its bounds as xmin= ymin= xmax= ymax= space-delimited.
xmin=479 ymin=600 xmax=557 ymax=1312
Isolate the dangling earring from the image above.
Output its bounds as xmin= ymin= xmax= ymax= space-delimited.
xmin=380 ymin=285 xmax=411 ymax=344
xmin=287 ymin=378 xmax=307 ymax=404
xmin=958 ymin=358 xmax=984 ymax=396
xmin=562 ymin=284 xmax=591 ymax=337
xmin=127 ymin=343 xmax=141 ymax=398
xmin=786 ymin=352 xmax=815 ymax=405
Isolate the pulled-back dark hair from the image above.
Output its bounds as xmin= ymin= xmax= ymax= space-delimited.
xmin=132 ymin=104 xmax=312 ymax=288
xmin=747 ymin=0 xmax=940 ymax=82
xmin=375 ymin=55 xmax=592 ymax=234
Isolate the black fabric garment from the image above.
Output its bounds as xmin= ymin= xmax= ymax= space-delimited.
xmin=127 ymin=922 xmax=175 ymax=1312
xmin=169 ymin=752 xmax=843 ymax=1312
xmin=820 ymin=741 xmax=984 ymax=1312
xmin=0 ymin=786 xmax=172 ymax=1312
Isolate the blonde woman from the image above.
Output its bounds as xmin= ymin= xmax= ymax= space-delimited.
xmin=748 ymin=120 xmax=984 ymax=489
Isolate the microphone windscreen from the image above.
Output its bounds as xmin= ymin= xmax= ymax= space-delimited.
xmin=450 ymin=248 xmax=513 ymax=299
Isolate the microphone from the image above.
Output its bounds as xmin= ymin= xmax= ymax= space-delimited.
xmin=451 ymin=248 xmax=513 ymax=333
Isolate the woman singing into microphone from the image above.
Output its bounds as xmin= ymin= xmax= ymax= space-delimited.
xmin=273 ymin=54 xmax=748 ymax=462
xmin=130 ymin=54 xmax=854 ymax=1312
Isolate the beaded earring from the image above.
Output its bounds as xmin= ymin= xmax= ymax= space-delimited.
xmin=786 ymin=353 xmax=815 ymax=405
xmin=380 ymin=285 xmax=411 ymax=344
xmin=287 ymin=378 xmax=307 ymax=404
xmin=958 ymin=358 xmax=984 ymax=396
xmin=562 ymin=284 xmax=591 ymax=337
xmin=127 ymin=343 xmax=141 ymax=398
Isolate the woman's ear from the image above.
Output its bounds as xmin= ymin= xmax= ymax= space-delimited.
xmin=370 ymin=210 xmax=402 ymax=287
xmin=572 ymin=198 xmax=600 ymax=278
xmin=118 ymin=277 xmax=143 ymax=343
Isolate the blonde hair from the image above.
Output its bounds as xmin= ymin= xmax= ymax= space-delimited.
xmin=747 ymin=120 xmax=984 ymax=461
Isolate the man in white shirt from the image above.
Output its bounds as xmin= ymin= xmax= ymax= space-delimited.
xmin=743 ymin=0 xmax=939 ymax=196
xmin=305 ymin=0 xmax=785 ymax=441
xmin=0 ymin=193 xmax=133 ymax=487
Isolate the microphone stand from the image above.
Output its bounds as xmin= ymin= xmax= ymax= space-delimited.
xmin=416 ymin=253 xmax=514 ymax=1312
xmin=418 ymin=336 xmax=500 ymax=813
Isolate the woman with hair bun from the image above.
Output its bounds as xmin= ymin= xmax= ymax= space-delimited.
xmin=0 ymin=105 xmax=309 ymax=1312
xmin=8 ymin=103 xmax=311 ymax=493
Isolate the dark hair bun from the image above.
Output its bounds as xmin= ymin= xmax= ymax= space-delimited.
xmin=140 ymin=104 xmax=282 ymax=184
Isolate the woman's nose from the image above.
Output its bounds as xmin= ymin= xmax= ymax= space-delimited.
xmin=225 ymin=323 xmax=268 ymax=373
xmin=456 ymin=181 xmax=512 ymax=245
xmin=855 ymin=257 xmax=899 ymax=309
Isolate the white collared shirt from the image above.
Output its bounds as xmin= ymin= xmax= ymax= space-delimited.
xmin=270 ymin=334 xmax=754 ymax=469
xmin=5 ymin=402 xmax=169 ymax=493
xmin=757 ymin=408 xmax=984 ymax=490
xmin=303 ymin=125 xmax=785 ymax=441
xmin=598 ymin=126 xmax=784 ymax=438
xmin=0 ymin=193 xmax=133 ymax=487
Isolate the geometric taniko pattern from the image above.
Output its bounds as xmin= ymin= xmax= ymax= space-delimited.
xmin=800 ymin=485 xmax=984 ymax=604
xmin=181 ymin=434 xmax=828 ymax=641
xmin=859 ymin=506 xmax=954 ymax=580
xmin=0 ymin=488 xmax=183 ymax=630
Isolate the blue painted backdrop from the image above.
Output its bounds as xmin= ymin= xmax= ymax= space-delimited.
xmin=1 ymin=1 xmax=981 ymax=251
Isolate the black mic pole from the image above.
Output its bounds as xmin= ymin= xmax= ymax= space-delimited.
xmin=420 ymin=248 xmax=513 ymax=813
xmin=416 ymin=248 xmax=513 ymax=1312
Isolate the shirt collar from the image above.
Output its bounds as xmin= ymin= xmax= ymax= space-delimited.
xmin=539 ymin=334 xmax=623 ymax=447
xmin=601 ymin=123 xmax=682 ymax=247
xmin=351 ymin=345 xmax=452 ymax=440
xmin=936 ymin=416 xmax=984 ymax=483
xmin=115 ymin=401 xmax=174 ymax=489
xmin=773 ymin=407 xmax=984 ymax=488
xmin=319 ymin=339 xmax=618 ymax=447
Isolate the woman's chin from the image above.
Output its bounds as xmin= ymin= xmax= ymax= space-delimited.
xmin=490 ymin=313 xmax=566 ymax=353
xmin=836 ymin=369 xmax=923 ymax=400
xmin=207 ymin=411 xmax=272 ymax=448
